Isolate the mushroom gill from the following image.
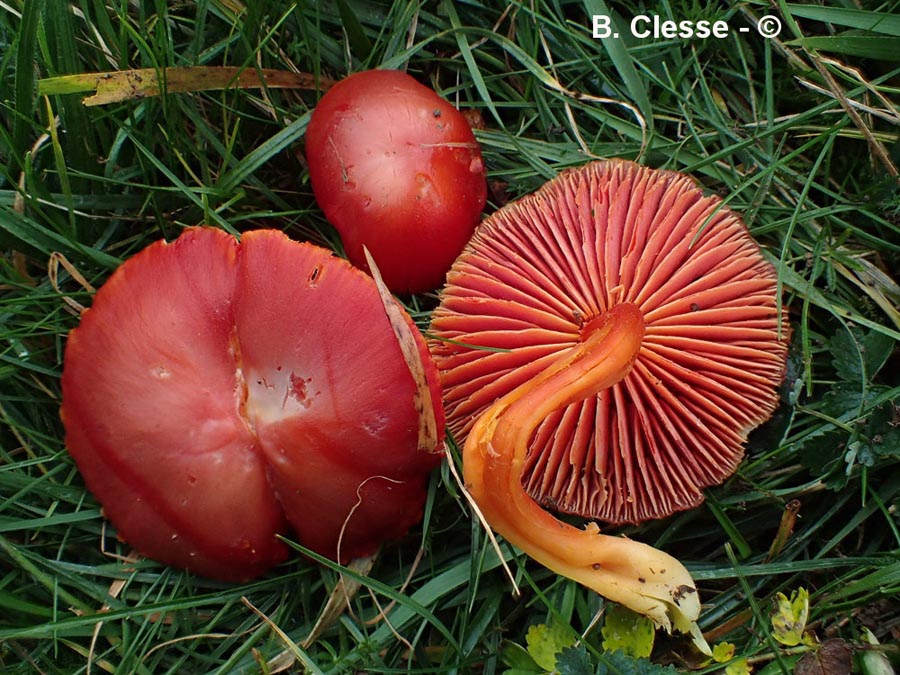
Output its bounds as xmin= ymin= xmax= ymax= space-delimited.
xmin=429 ymin=159 xmax=789 ymax=630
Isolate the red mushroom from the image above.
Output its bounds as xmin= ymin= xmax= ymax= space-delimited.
xmin=306 ymin=69 xmax=487 ymax=294
xmin=61 ymin=227 xmax=444 ymax=581
xmin=429 ymin=159 xmax=788 ymax=631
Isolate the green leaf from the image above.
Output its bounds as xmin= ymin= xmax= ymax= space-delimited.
xmin=10 ymin=0 xmax=42 ymax=177
xmin=0 ymin=205 xmax=120 ymax=268
xmin=771 ymin=588 xmax=810 ymax=646
xmin=830 ymin=326 xmax=895 ymax=383
xmin=819 ymin=385 xmax=866 ymax=419
xmin=501 ymin=641 xmax=542 ymax=672
xmin=335 ymin=0 xmax=373 ymax=61
xmin=712 ymin=642 xmax=736 ymax=663
xmin=854 ymin=399 xmax=900 ymax=466
xmin=703 ymin=639 xmax=744 ymax=671
xmin=526 ymin=619 xmax=577 ymax=672
xmin=809 ymin=386 xmax=900 ymax=476
xmin=783 ymin=4 xmax=900 ymax=36
xmin=786 ymin=36 xmax=900 ymax=61
xmin=596 ymin=650 xmax=678 ymax=675
xmin=556 ymin=645 xmax=593 ymax=675
xmin=858 ymin=628 xmax=895 ymax=675
xmin=580 ymin=0 xmax=653 ymax=126
xmin=600 ymin=604 xmax=655 ymax=658
xmin=725 ymin=657 xmax=753 ymax=675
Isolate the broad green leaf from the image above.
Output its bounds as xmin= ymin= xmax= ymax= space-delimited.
xmin=526 ymin=619 xmax=577 ymax=672
xmin=596 ymin=650 xmax=679 ymax=675
xmin=335 ymin=0 xmax=373 ymax=61
xmin=859 ymin=628 xmax=894 ymax=675
xmin=712 ymin=642 xmax=736 ymax=663
xmin=771 ymin=588 xmax=809 ymax=646
xmin=501 ymin=640 xmax=542 ymax=672
xmin=601 ymin=603 xmax=655 ymax=658
xmin=555 ymin=645 xmax=593 ymax=675
xmin=725 ymin=657 xmax=753 ymax=675
xmin=830 ymin=326 xmax=895 ymax=383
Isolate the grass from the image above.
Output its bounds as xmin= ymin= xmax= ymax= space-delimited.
xmin=1 ymin=0 xmax=899 ymax=672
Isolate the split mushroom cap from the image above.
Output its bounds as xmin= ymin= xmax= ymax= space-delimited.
xmin=62 ymin=227 xmax=444 ymax=581
xmin=430 ymin=159 xmax=789 ymax=524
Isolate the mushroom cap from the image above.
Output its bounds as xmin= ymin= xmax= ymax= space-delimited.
xmin=429 ymin=160 xmax=788 ymax=525
xmin=306 ymin=68 xmax=487 ymax=294
xmin=62 ymin=227 xmax=444 ymax=581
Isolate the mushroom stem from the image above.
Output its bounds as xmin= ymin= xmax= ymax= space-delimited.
xmin=463 ymin=302 xmax=702 ymax=635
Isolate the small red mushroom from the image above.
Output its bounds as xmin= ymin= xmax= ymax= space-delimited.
xmin=306 ymin=69 xmax=487 ymax=294
xmin=61 ymin=227 xmax=444 ymax=581
xmin=429 ymin=159 xmax=788 ymax=631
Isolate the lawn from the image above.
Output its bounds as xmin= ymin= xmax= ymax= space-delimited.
xmin=1 ymin=1 xmax=899 ymax=673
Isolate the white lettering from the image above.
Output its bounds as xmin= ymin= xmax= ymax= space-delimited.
xmin=592 ymin=15 xmax=612 ymax=39
xmin=596 ymin=13 xmax=732 ymax=40
xmin=631 ymin=15 xmax=650 ymax=38
xmin=659 ymin=18 xmax=677 ymax=38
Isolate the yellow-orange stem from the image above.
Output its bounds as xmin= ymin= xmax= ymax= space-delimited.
xmin=464 ymin=302 xmax=703 ymax=634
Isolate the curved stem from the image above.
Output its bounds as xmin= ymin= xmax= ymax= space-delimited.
xmin=464 ymin=303 xmax=702 ymax=634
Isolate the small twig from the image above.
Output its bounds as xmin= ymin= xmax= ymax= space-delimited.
xmin=796 ymin=78 xmax=900 ymax=126
xmin=48 ymin=251 xmax=95 ymax=315
xmin=766 ymin=499 xmax=802 ymax=562
xmin=820 ymin=56 xmax=900 ymax=125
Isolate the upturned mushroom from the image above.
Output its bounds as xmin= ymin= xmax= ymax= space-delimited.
xmin=429 ymin=160 xmax=788 ymax=632
xmin=62 ymin=227 xmax=444 ymax=581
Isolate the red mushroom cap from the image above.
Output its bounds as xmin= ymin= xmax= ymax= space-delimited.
xmin=429 ymin=160 xmax=788 ymax=524
xmin=62 ymin=227 xmax=444 ymax=581
xmin=306 ymin=69 xmax=487 ymax=294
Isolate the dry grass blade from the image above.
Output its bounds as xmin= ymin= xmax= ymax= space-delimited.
xmin=444 ymin=450 xmax=519 ymax=595
xmin=38 ymin=67 xmax=335 ymax=106
xmin=48 ymin=251 xmax=94 ymax=315
xmin=831 ymin=257 xmax=900 ymax=330
xmin=302 ymin=554 xmax=378 ymax=648
xmin=241 ymin=597 xmax=322 ymax=675
xmin=802 ymin=57 xmax=898 ymax=177
xmin=364 ymin=247 xmax=441 ymax=453
xmin=767 ymin=500 xmax=802 ymax=562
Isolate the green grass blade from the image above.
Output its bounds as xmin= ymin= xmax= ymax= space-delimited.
xmin=787 ymin=35 xmax=900 ymax=60
xmin=9 ymin=0 xmax=42 ymax=178
xmin=581 ymin=0 xmax=653 ymax=127
xmin=783 ymin=4 xmax=900 ymax=36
